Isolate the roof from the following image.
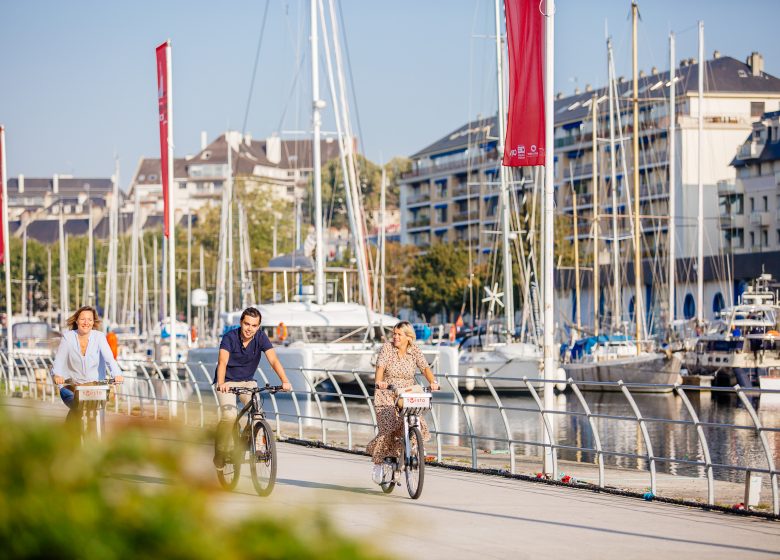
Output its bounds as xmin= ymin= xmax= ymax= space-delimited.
xmin=6 ymin=177 xmax=114 ymax=196
xmin=412 ymin=55 xmax=780 ymax=160
xmin=731 ymin=110 xmax=780 ymax=167
xmin=133 ymin=158 xmax=189 ymax=185
xmin=22 ymin=218 xmax=90 ymax=244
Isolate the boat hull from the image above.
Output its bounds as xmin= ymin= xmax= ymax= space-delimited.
xmin=564 ymin=353 xmax=682 ymax=393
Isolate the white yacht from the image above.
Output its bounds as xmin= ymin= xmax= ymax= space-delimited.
xmin=685 ymin=274 xmax=780 ymax=389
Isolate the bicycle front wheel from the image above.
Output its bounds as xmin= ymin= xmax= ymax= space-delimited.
xmin=249 ymin=419 xmax=277 ymax=496
xmin=217 ymin=424 xmax=242 ymax=490
xmin=405 ymin=426 xmax=425 ymax=499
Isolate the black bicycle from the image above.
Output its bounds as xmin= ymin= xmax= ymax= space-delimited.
xmin=379 ymin=385 xmax=432 ymax=500
xmin=216 ymin=384 xmax=281 ymax=496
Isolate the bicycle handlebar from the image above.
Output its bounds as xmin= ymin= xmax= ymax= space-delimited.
xmin=228 ymin=384 xmax=284 ymax=395
xmin=386 ymin=384 xmax=433 ymax=393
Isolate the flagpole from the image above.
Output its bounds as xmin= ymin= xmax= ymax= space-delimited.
xmin=542 ymin=0 xmax=556 ymax=477
xmin=0 ymin=127 xmax=12 ymax=370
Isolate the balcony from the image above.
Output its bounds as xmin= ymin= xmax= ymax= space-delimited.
xmin=406 ymin=189 xmax=430 ymax=205
xmin=737 ymin=142 xmax=764 ymax=160
xmin=749 ymin=212 xmax=771 ymax=227
xmin=451 ymin=210 xmax=480 ymax=223
xmin=402 ymin=154 xmax=491 ymax=180
xmin=452 ymin=183 xmax=478 ymax=197
xmin=717 ymin=180 xmax=737 ymax=195
xmin=407 ymin=215 xmax=431 ymax=230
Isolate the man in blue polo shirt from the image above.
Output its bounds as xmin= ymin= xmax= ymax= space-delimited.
xmin=213 ymin=306 xmax=292 ymax=468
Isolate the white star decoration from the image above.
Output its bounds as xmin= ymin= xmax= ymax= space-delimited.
xmin=482 ymin=283 xmax=504 ymax=314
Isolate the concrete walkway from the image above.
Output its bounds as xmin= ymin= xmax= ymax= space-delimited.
xmin=4 ymin=397 xmax=779 ymax=559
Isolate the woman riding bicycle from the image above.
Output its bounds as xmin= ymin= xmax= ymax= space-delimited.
xmin=367 ymin=321 xmax=439 ymax=484
xmin=51 ymin=306 xmax=124 ymax=422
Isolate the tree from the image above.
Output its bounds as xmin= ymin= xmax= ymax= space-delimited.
xmin=408 ymin=243 xmax=472 ymax=322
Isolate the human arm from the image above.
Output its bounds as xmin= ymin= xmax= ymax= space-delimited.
xmin=215 ymin=348 xmax=231 ymax=392
xmin=413 ymin=346 xmax=439 ymax=390
xmin=375 ymin=365 xmax=387 ymax=390
xmin=263 ymin=348 xmax=292 ymax=391
xmin=374 ymin=342 xmax=391 ymax=390
xmin=97 ymin=333 xmax=123 ymax=383
xmin=51 ymin=336 xmax=69 ymax=385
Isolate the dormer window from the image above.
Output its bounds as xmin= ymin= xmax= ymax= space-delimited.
xmin=202 ymin=151 xmax=211 ymax=160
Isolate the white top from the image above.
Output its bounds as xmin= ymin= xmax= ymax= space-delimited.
xmin=51 ymin=330 xmax=121 ymax=383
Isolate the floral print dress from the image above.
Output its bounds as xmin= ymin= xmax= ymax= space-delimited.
xmin=366 ymin=341 xmax=431 ymax=464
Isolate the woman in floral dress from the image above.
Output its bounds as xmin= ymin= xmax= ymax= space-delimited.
xmin=366 ymin=321 xmax=439 ymax=484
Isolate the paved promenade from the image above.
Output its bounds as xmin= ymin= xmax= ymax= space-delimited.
xmin=5 ymin=397 xmax=780 ymax=559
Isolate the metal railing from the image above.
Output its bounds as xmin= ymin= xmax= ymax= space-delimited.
xmin=2 ymin=353 xmax=778 ymax=515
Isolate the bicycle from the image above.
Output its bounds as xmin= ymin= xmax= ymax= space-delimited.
xmin=216 ymin=384 xmax=282 ymax=496
xmin=378 ymin=385 xmax=432 ymax=500
xmin=65 ymin=378 xmax=120 ymax=443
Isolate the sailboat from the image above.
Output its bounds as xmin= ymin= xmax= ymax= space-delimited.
xmin=561 ymin=2 xmax=681 ymax=393
xmin=189 ymin=0 xmax=458 ymax=389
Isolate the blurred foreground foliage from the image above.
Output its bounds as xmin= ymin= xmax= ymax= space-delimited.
xmin=0 ymin=411 xmax=388 ymax=560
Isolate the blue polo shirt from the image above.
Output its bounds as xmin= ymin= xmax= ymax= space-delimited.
xmin=214 ymin=328 xmax=274 ymax=383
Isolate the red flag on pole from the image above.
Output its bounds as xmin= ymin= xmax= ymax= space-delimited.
xmin=502 ymin=0 xmax=546 ymax=167
xmin=0 ymin=126 xmax=6 ymax=263
xmin=156 ymin=41 xmax=172 ymax=237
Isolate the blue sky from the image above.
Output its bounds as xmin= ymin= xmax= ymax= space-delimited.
xmin=1 ymin=0 xmax=778 ymax=186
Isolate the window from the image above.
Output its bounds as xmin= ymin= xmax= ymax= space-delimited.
xmin=712 ymin=292 xmax=725 ymax=314
xmin=751 ymin=101 xmax=765 ymax=118
xmin=750 ymin=197 xmax=755 ymax=212
xmin=683 ymin=294 xmax=696 ymax=320
xmin=762 ymin=230 xmax=768 ymax=247
xmin=764 ymin=196 xmax=769 ymax=211
xmin=777 ymin=229 xmax=780 ymax=245
xmin=750 ymin=231 xmax=756 ymax=246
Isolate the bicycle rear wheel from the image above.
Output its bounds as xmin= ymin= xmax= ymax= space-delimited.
xmin=217 ymin=424 xmax=242 ymax=490
xmin=249 ymin=419 xmax=277 ymax=496
xmin=405 ymin=427 xmax=425 ymax=499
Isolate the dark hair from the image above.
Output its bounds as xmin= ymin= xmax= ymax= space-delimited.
xmin=66 ymin=306 xmax=101 ymax=331
xmin=240 ymin=307 xmax=262 ymax=324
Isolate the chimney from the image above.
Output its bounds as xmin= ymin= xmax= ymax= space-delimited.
xmin=639 ymin=70 xmax=646 ymax=78
xmin=651 ymin=66 xmax=658 ymax=75
xmin=679 ymin=58 xmax=687 ymax=67
xmin=18 ymin=174 xmax=24 ymax=194
xmin=53 ymin=173 xmax=58 ymax=195
xmin=200 ymin=131 xmax=208 ymax=150
xmin=690 ymin=57 xmax=697 ymax=65
xmin=266 ymin=135 xmax=281 ymax=165
xmin=585 ymin=84 xmax=593 ymax=92
xmin=747 ymin=51 xmax=764 ymax=77
xmin=556 ymin=92 xmax=564 ymax=100
xmin=574 ymin=87 xmax=581 ymax=95
xmin=244 ymin=132 xmax=252 ymax=147
xmin=617 ymin=76 xmax=625 ymax=83
xmin=713 ymin=50 xmax=721 ymax=59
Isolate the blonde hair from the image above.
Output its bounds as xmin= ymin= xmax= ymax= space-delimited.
xmin=394 ymin=321 xmax=416 ymax=341
xmin=66 ymin=306 xmax=101 ymax=331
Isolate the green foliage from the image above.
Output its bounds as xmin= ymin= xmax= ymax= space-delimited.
xmin=408 ymin=243 xmax=473 ymax=321
xmin=0 ymin=411 xmax=388 ymax=560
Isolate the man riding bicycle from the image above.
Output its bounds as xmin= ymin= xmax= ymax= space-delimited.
xmin=213 ymin=307 xmax=291 ymax=469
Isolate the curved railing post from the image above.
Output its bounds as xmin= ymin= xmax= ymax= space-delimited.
xmin=735 ymin=385 xmax=779 ymax=515
xmin=326 ymin=370 xmax=352 ymax=449
xmin=414 ymin=371 xmax=442 ymax=462
xmin=568 ymin=379 xmax=605 ymax=488
xmin=255 ymin=367 xmax=282 ymax=435
xmin=183 ymin=363 xmax=205 ymax=427
xmin=444 ymin=371 xmax=477 ymax=468
xmin=619 ymin=380 xmax=656 ymax=496
xmin=675 ymin=384 xmax=714 ymax=505
xmin=523 ymin=377 xmax=558 ymax=479
xmin=300 ymin=368 xmax=328 ymax=444
xmin=483 ymin=374 xmax=516 ymax=474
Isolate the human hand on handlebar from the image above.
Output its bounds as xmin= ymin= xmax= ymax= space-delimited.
xmin=217 ymin=382 xmax=229 ymax=393
xmin=53 ymin=375 xmax=65 ymax=385
xmin=430 ymin=382 xmax=440 ymax=391
xmin=114 ymin=375 xmax=124 ymax=384
xmin=281 ymin=382 xmax=292 ymax=392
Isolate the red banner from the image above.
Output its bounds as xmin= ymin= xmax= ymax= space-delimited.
xmin=0 ymin=127 xmax=6 ymax=264
xmin=156 ymin=41 xmax=171 ymax=237
xmin=502 ymin=0 xmax=546 ymax=167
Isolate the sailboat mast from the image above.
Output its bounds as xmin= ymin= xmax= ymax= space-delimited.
xmin=495 ymin=0 xmax=514 ymax=337
xmin=668 ymin=32 xmax=677 ymax=332
xmin=696 ymin=21 xmax=704 ymax=325
xmin=311 ymin=0 xmax=326 ymax=305
xmin=380 ymin=167 xmax=386 ymax=317
xmin=607 ymin=38 xmax=621 ymax=328
xmin=58 ymin=203 xmax=69 ymax=322
xmin=0 ymin=127 xmax=12 ymax=353
xmin=591 ymin=94 xmax=599 ymax=336
xmin=542 ymin=0 xmax=556 ymax=477
xmin=572 ymin=187 xmax=581 ymax=336
xmin=21 ymin=227 xmax=27 ymax=317
xmin=631 ymin=1 xmax=642 ymax=352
